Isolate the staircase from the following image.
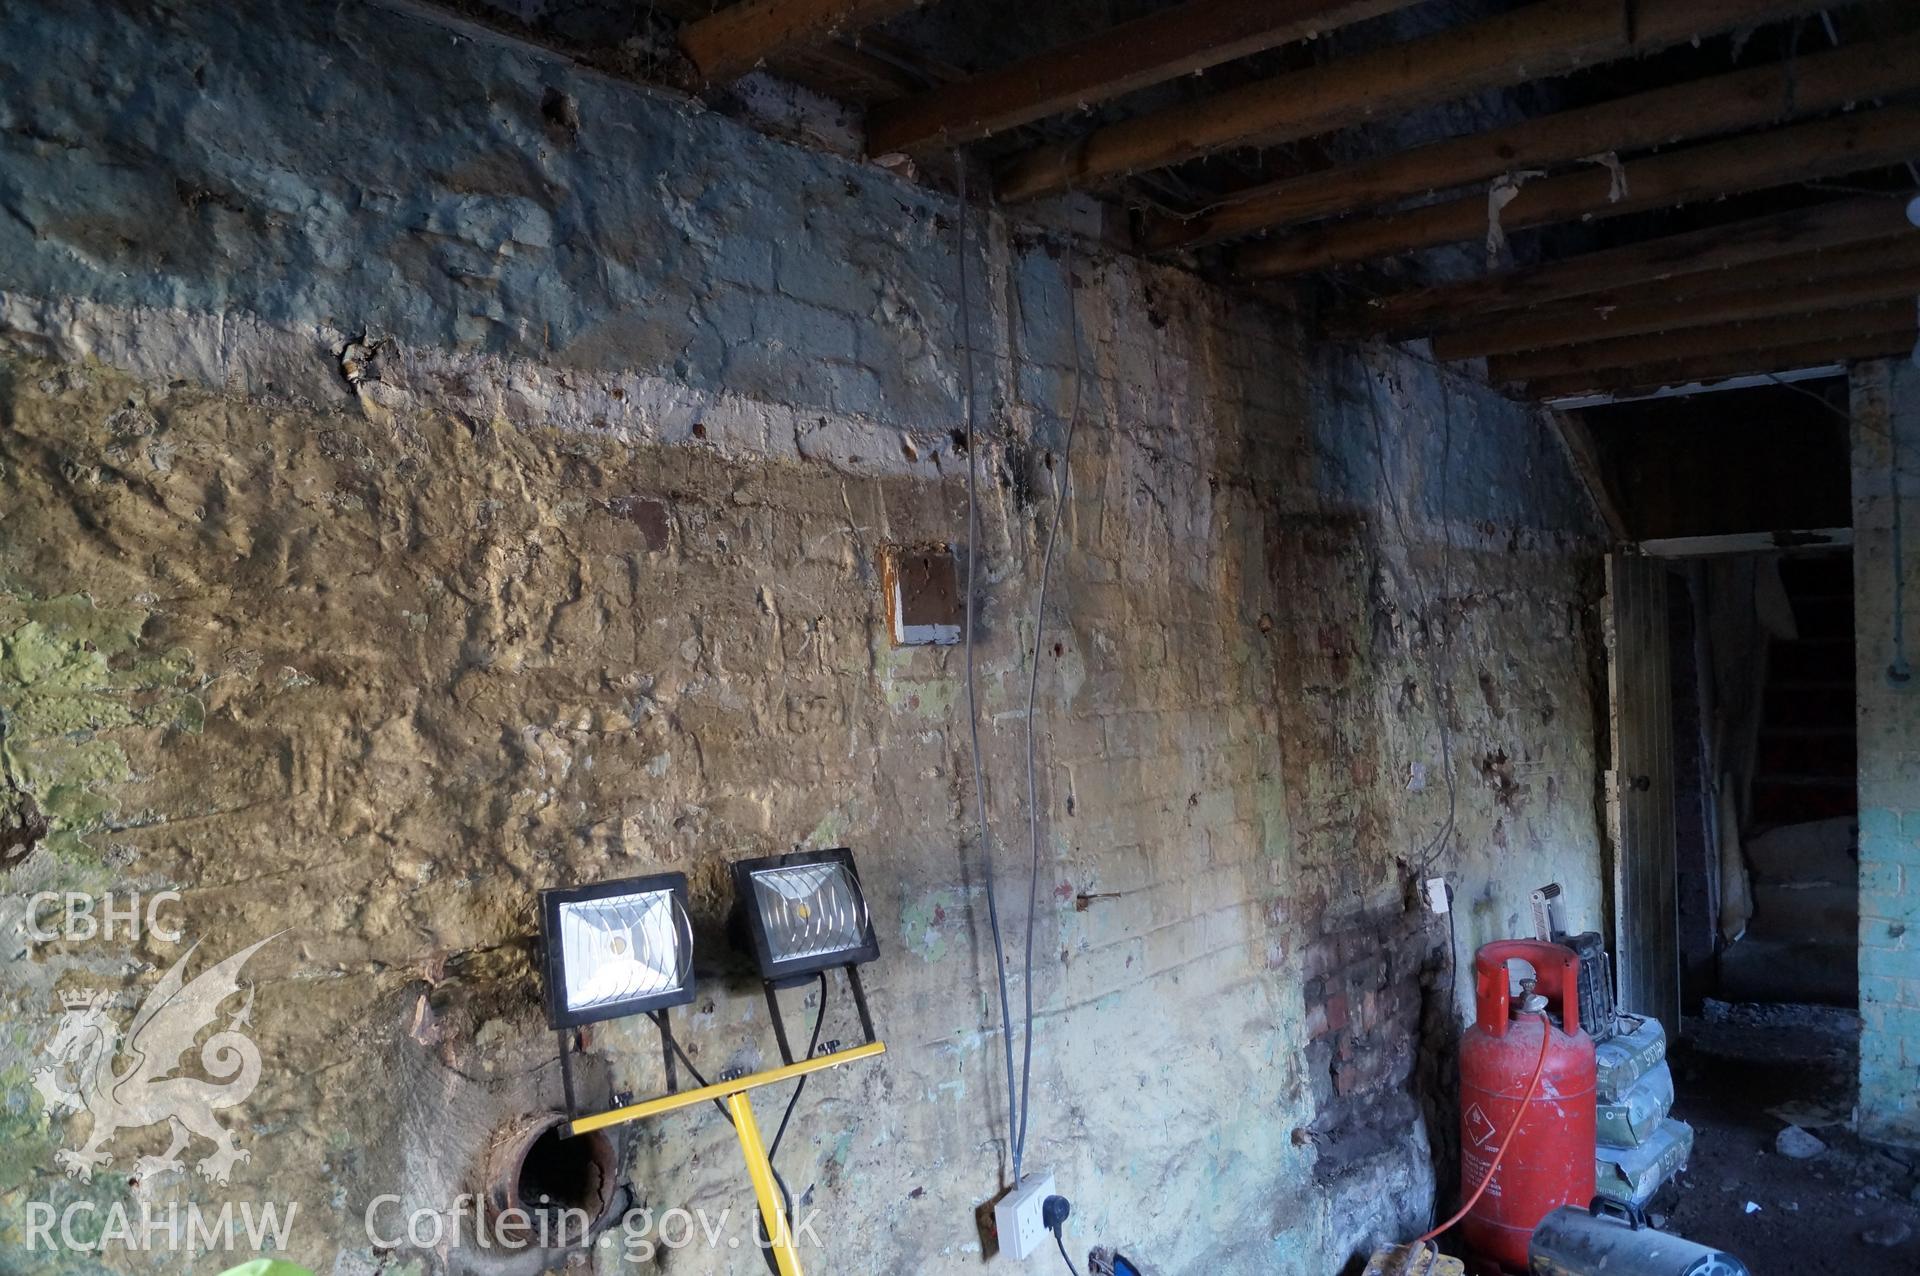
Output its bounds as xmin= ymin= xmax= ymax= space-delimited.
xmin=1751 ymin=554 xmax=1858 ymax=826
xmin=1720 ymin=554 xmax=1858 ymax=1007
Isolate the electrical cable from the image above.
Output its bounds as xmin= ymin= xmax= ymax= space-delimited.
xmin=1411 ymin=1011 xmax=1553 ymax=1247
xmin=657 ymin=985 xmax=826 ymax=1276
xmin=1013 ymin=212 xmax=1086 ymax=1182
xmin=759 ymin=973 xmax=830 ymax=1275
xmin=954 ymin=152 xmax=1025 ymax=1178
xmin=1360 ymin=362 xmax=1459 ymax=876
xmin=949 ymin=160 xmax=1090 ymax=1190
xmin=1890 ymin=367 xmax=1912 ymax=684
xmin=1421 ymin=374 xmax=1460 ymax=876
xmin=658 ymin=1019 xmax=733 ymax=1123
xmin=1445 ymin=891 xmax=1460 ymax=982
xmin=1043 ymin=1194 xmax=1080 ymax=1274
xmin=1055 ymin=1229 xmax=1081 ymax=1275
xmin=768 ymin=972 xmax=830 ymax=1161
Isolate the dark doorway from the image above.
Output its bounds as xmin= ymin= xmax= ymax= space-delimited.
xmin=1663 ymin=549 xmax=1859 ymax=1011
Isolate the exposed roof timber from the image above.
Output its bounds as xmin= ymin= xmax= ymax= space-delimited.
xmin=1335 ymin=196 xmax=1916 ymax=340
xmin=866 ymin=0 xmax=1421 ymax=158
xmin=1143 ymin=31 xmax=1920 ymax=253
xmin=1522 ymin=321 xmax=1917 ymax=400
xmin=777 ymin=40 xmax=935 ymax=101
xmin=995 ymin=0 xmax=1866 ymax=203
xmin=681 ymin=0 xmax=928 ymax=83
xmin=1433 ymin=238 xmax=1920 ymax=361
xmin=1542 ymin=364 xmax=1846 ymax=408
xmin=1236 ymin=103 xmax=1920 ymax=277
xmin=1492 ymin=298 xmax=1916 ymax=383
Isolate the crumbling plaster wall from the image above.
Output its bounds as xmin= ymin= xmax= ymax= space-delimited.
xmin=0 ymin=1 xmax=1606 ymax=1272
xmin=1852 ymin=359 xmax=1920 ymax=1148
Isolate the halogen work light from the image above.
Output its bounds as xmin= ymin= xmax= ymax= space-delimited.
xmin=732 ymin=847 xmax=879 ymax=981
xmin=539 ymin=872 xmax=695 ymax=1028
xmin=541 ymin=852 xmax=886 ymax=1276
xmin=730 ymin=847 xmax=881 ymax=1074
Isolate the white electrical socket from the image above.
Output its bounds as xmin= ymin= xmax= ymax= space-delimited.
xmin=1424 ymin=876 xmax=1451 ymax=915
xmin=993 ymin=1170 xmax=1055 ymax=1262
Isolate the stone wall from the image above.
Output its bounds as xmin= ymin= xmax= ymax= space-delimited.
xmin=1853 ymin=359 xmax=1920 ymax=1148
xmin=0 ymin=1 xmax=1608 ymax=1272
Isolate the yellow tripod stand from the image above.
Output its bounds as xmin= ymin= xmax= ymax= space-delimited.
xmin=569 ymin=1040 xmax=886 ymax=1276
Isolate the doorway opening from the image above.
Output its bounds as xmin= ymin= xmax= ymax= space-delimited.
xmin=1665 ymin=550 xmax=1859 ymax=1011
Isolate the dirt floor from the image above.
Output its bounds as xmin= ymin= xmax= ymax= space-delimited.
xmin=1659 ymin=1000 xmax=1920 ymax=1274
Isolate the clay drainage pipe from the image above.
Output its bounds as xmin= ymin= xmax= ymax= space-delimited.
xmin=482 ymin=1112 xmax=619 ymax=1243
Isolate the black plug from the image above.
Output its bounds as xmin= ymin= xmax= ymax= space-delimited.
xmin=1043 ymin=1195 xmax=1078 ymax=1274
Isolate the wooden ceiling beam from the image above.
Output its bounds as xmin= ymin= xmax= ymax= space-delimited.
xmin=1524 ymin=325 xmax=1917 ymax=401
xmin=995 ymin=0 xmax=1861 ymax=203
xmin=1432 ymin=239 xmax=1920 ymax=361
xmin=866 ymin=0 xmax=1420 ymax=158
xmin=775 ymin=42 xmax=928 ymax=101
xmin=1144 ymin=32 xmax=1920 ymax=253
xmin=1491 ymin=299 xmax=1916 ymax=383
xmin=1236 ymin=103 xmax=1920 ymax=277
xmin=681 ymin=0 xmax=927 ymax=83
xmin=1335 ymin=196 xmax=1916 ymax=340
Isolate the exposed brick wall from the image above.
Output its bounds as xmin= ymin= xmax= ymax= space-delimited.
xmin=1852 ymin=360 xmax=1920 ymax=1147
xmin=1302 ymin=897 xmax=1427 ymax=1123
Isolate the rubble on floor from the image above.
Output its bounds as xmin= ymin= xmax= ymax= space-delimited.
xmin=1659 ymin=1000 xmax=1918 ymax=1274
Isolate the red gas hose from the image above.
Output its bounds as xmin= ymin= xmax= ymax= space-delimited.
xmin=1412 ymin=1010 xmax=1554 ymax=1247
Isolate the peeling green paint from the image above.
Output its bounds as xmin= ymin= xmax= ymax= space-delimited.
xmin=804 ymin=808 xmax=848 ymax=849
xmin=0 ymin=1064 xmax=56 ymax=1196
xmin=881 ymin=675 xmax=961 ymax=719
xmin=0 ymin=592 xmax=198 ymax=863
xmin=874 ymin=634 xmax=964 ymax=718
xmin=899 ymin=889 xmax=967 ymax=963
xmin=1255 ymin=771 xmax=1290 ymax=857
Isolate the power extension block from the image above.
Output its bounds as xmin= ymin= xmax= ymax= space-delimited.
xmin=993 ymin=1170 xmax=1055 ymax=1261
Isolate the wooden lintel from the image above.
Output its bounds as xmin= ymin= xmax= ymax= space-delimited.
xmin=1638 ymin=529 xmax=1852 ymax=557
xmin=1541 ymin=364 xmax=1847 ymax=408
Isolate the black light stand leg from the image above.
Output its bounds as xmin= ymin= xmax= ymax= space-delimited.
xmin=653 ymin=1010 xmax=678 ymax=1093
xmin=558 ymin=1029 xmax=580 ymax=1125
xmin=847 ymin=964 xmax=876 ymax=1046
xmin=765 ymin=981 xmax=796 ymax=1066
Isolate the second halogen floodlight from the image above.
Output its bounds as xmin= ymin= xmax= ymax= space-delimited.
xmin=731 ymin=848 xmax=878 ymax=981
xmin=539 ymin=872 xmax=696 ymax=1029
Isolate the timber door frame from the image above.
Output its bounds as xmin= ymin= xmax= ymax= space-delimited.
xmin=1605 ymin=553 xmax=1681 ymax=1039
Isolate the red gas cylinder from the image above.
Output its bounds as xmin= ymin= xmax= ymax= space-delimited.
xmin=1458 ymin=939 xmax=1597 ymax=1272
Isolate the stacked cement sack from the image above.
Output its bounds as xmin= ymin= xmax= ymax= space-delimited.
xmin=1593 ymin=1014 xmax=1694 ymax=1207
